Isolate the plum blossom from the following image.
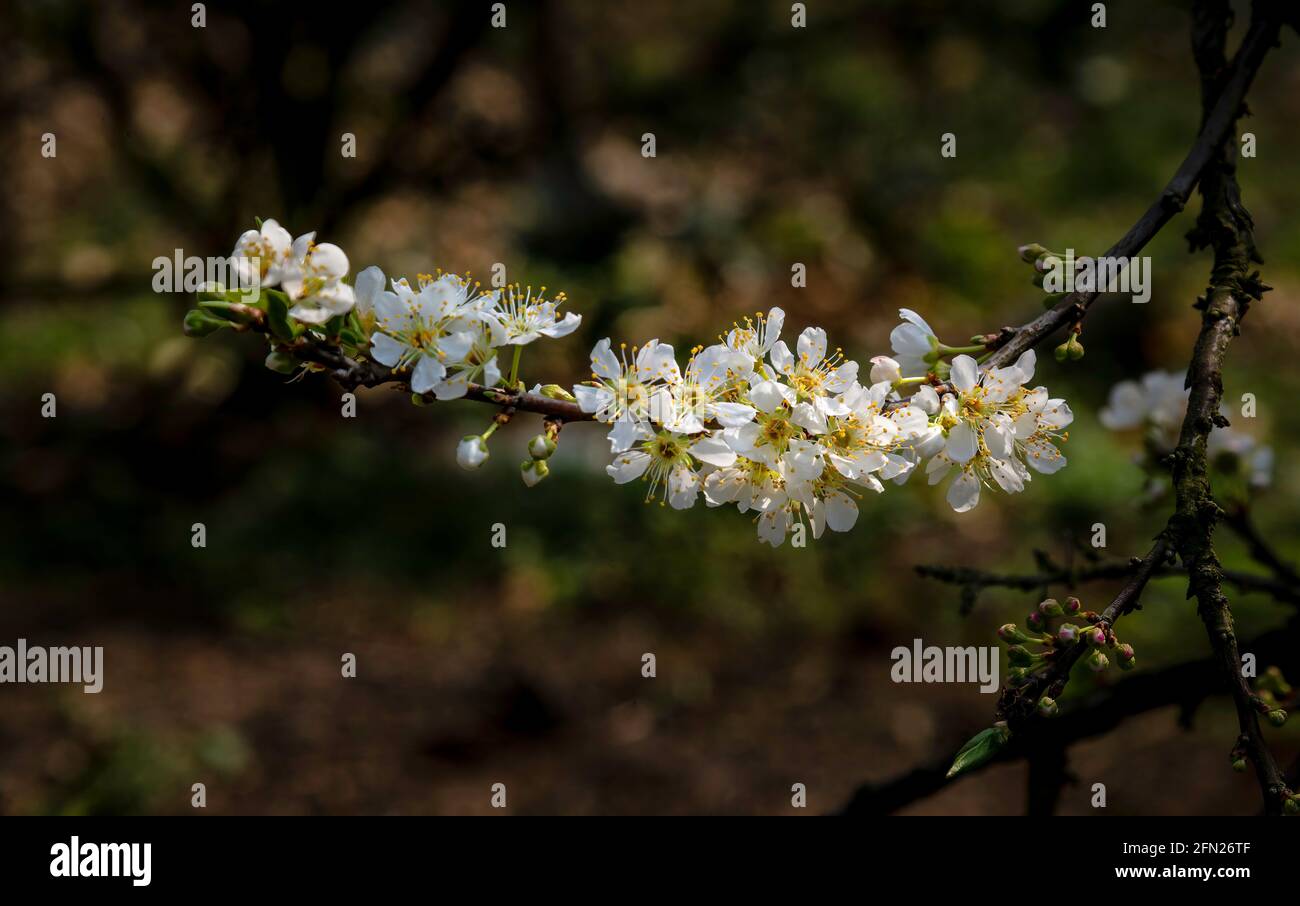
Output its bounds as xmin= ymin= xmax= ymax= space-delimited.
xmin=281 ymin=233 xmax=356 ymax=325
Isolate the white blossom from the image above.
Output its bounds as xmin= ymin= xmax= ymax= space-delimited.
xmin=281 ymin=233 xmax=356 ymax=325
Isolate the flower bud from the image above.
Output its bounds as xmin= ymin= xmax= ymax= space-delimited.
xmin=520 ymin=458 xmax=550 ymax=487
xmin=1057 ymin=623 xmax=1079 ymax=644
xmin=1038 ymin=598 xmax=1064 ymax=617
xmin=538 ymin=384 xmax=577 ymax=402
xmin=1267 ymin=709 xmax=1288 ymax=728
xmin=1036 ymin=696 xmax=1059 ymax=718
xmin=456 ymin=435 xmax=490 ymax=471
xmin=1007 ymin=645 xmax=1035 ymax=667
xmin=997 ymin=623 xmax=1031 ymax=644
xmin=1262 ymin=666 xmax=1293 ymax=697
xmin=869 ymin=355 xmax=903 ymax=385
xmin=527 ymin=434 xmax=557 ymax=460
xmin=1086 ymin=649 xmax=1110 ymax=672
xmin=1086 ymin=627 xmax=1107 ymax=648
xmin=1284 ymin=796 xmax=1300 ymax=815
xmin=1007 ymin=667 xmax=1029 ymax=687
xmin=183 ymin=309 xmax=227 ymax=338
xmin=1018 ymin=242 xmax=1049 ymax=263
xmin=1026 ymin=610 xmax=1045 ymax=632
xmin=264 ymin=351 xmax=297 ymax=374
xmin=1064 ymin=596 xmax=1082 ymax=614
xmin=1231 ymin=757 xmax=1248 ymax=774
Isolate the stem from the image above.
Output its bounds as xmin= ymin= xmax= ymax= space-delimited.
xmin=508 ymin=345 xmax=523 ymax=388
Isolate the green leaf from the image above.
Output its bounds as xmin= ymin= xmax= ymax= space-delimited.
xmin=946 ymin=725 xmax=1010 ymax=779
xmin=265 ymin=291 xmax=296 ymax=342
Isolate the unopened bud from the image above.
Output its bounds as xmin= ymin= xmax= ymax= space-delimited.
xmin=527 ymin=434 xmax=557 ymax=460
xmin=1018 ymin=242 xmax=1049 ymax=263
xmin=456 ymin=435 xmax=489 ymax=471
xmin=1038 ymin=598 xmax=1064 ymax=617
xmin=1007 ymin=645 xmax=1034 ymax=667
xmin=1086 ymin=627 xmax=1107 ymax=648
xmin=998 ymin=623 xmax=1031 ymax=644
xmin=521 ymin=458 xmax=550 ymax=487
xmin=1267 ymin=709 xmax=1288 ymax=728
xmin=1064 ymin=596 xmax=1081 ymax=614
xmin=1086 ymin=649 xmax=1110 ymax=672
xmin=1036 ymin=696 xmax=1059 ymax=718
xmin=1231 ymin=757 xmax=1248 ymax=774
xmin=1057 ymin=623 xmax=1079 ymax=644
xmin=538 ymin=384 xmax=577 ymax=402
xmin=183 ymin=309 xmax=227 ymax=338
xmin=264 ymin=351 xmax=296 ymax=374
xmin=1026 ymin=610 xmax=1045 ymax=632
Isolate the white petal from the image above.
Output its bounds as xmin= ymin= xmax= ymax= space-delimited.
xmin=574 ymin=384 xmax=614 ymax=417
xmin=540 ymin=312 xmax=582 ymax=338
xmin=791 ymin=401 xmax=828 ymax=434
xmin=607 ymin=450 xmax=652 ymax=484
xmin=1025 ymin=437 xmax=1068 ymax=474
xmin=913 ymin=384 xmax=940 ymax=414
xmin=667 ymin=467 xmax=701 ymax=509
xmin=590 ymin=338 xmax=622 ymax=381
xmin=797 ymin=327 xmax=828 ymax=368
xmin=636 ymin=340 xmax=679 ymax=384
xmin=690 ymin=434 xmax=738 ymax=467
xmin=946 ymin=470 xmax=981 ymax=512
xmin=369 ymin=333 xmax=408 ymax=368
xmin=749 ymin=380 xmax=789 ymax=413
xmin=950 ymin=355 xmax=979 ymax=393
xmin=824 ymin=490 xmax=859 ymax=532
xmin=945 ymin=422 xmax=979 ymax=464
xmin=438 ymin=330 xmax=475 ymax=364
xmin=411 ymin=355 xmax=447 ymax=394
xmin=607 ymin=417 xmax=646 ymax=453
xmin=710 ymin=401 xmax=756 ymax=428
xmin=769 ymin=340 xmax=795 ymax=375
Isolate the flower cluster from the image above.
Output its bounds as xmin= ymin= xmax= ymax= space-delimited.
xmin=1100 ymin=370 xmax=1272 ymax=492
xmin=996 ymin=596 xmax=1136 ymax=717
xmin=223 ymin=218 xmax=580 ymax=401
xmin=576 ymin=307 xmax=1074 ymax=546
xmin=192 ymin=219 xmax=1079 ymax=547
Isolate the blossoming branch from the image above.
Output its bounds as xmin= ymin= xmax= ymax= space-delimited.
xmin=186 ymin=217 xmax=1080 ymax=546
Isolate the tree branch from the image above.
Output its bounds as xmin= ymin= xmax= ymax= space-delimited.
xmin=983 ymin=2 xmax=1283 ymax=368
xmin=1163 ymin=0 xmax=1287 ymax=815
xmin=836 ymin=624 xmax=1296 ymax=815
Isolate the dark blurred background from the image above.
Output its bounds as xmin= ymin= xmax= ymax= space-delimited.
xmin=2 ymin=0 xmax=1298 ymax=815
